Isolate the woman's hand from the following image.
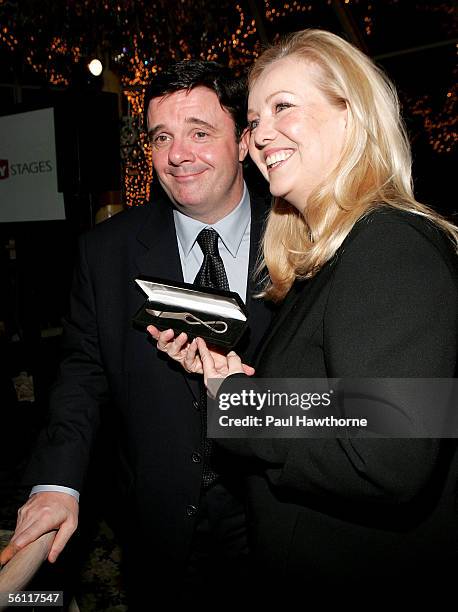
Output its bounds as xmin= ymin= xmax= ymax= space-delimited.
xmin=195 ymin=337 xmax=255 ymax=397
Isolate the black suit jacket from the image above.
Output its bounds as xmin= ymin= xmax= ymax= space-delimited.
xmin=219 ymin=208 xmax=458 ymax=595
xmin=24 ymin=192 xmax=272 ymax=572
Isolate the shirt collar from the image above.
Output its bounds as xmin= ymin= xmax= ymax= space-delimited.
xmin=173 ymin=183 xmax=250 ymax=258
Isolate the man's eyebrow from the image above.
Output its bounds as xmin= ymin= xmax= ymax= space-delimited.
xmin=148 ymin=124 xmax=165 ymax=139
xmin=147 ymin=117 xmax=216 ymax=140
xmin=185 ymin=117 xmax=216 ymax=130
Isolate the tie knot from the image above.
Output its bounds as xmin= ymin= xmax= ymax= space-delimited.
xmin=196 ymin=228 xmax=220 ymax=256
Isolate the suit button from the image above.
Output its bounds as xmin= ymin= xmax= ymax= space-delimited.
xmin=191 ymin=452 xmax=202 ymax=463
xmin=193 ymin=400 xmax=200 ymax=410
xmin=186 ymin=504 xmax=198 ymax=517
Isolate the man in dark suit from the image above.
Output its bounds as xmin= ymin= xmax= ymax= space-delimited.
xmin=2 ymin=61 xmax=271 ymax=604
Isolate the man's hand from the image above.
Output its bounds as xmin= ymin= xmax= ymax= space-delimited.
xmin=147 ymin=327 xmax=255 ymax=383
xmin=148 ymin=326 xmax=204 ymax=374
xmin=0 ymin=492 xmax=79 ymax=566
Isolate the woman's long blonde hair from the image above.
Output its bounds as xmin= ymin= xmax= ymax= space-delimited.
xmin=250 ymin=29 xmax=457 ymax=301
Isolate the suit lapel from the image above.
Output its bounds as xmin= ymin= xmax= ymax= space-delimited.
xmin=133 ymin=197 xmax=201 ymax=400
xmin=134 ymin=196 xmax=184 ymax=282
xmin=245 ymin=192 xmax=269 ymax=315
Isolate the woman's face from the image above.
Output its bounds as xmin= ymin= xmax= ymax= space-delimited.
xmin=247 ymin=56 xmax=347 ymax=212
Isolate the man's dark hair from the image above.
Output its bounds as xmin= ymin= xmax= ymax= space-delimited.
xmin=143 ymin=60 xmax=247 ymax=140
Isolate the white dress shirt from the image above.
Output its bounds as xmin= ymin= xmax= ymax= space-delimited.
xmin=173 ymin=182 xmax=251 ymax=301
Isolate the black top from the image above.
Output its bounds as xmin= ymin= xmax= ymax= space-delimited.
xmin=218 ymin=208 xmax=458 ymax=597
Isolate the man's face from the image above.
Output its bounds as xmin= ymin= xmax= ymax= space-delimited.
xmin=147 ymin=86 xmax=249 ymax=223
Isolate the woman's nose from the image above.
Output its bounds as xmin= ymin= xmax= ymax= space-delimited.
xmin=253 ymin=118 xmax=276 ymax=148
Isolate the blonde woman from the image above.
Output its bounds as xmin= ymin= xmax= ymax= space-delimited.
xmin=150 ymin=29 xmax=457 ymax=598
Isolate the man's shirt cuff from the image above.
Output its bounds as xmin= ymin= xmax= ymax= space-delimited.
xmin=30 ymin=485 xmax=80 ymax=502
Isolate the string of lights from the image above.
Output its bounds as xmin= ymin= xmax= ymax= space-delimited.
xmin=0 ymin=0 xmax=455 ymax=207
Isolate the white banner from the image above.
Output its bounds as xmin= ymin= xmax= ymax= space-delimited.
xmin=0 ymin=107 xmax=65 ymax=222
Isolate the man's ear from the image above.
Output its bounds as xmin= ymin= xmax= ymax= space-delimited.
xmin=238 ymin=128 xmax=250 ymax=162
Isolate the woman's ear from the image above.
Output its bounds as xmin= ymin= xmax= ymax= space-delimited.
xmin=343 ymin=100 xmax=349 ymax=129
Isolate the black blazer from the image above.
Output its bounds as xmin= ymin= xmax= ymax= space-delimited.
xmin=24 ymin=192 xmax=272 ymax=572
xmin=219 ymin=209 xmax=458 ymax=596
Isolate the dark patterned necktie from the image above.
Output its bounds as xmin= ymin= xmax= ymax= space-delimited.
xmin=194 ymin=228 xmax=230 ymax=291
xmin=193 ymin=228 xmax=229 ymax=488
